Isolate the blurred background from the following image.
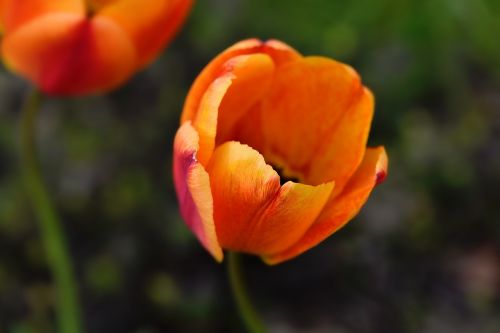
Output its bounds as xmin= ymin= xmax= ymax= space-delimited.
xmin=1 ymin=0 xmax=499 ymax=332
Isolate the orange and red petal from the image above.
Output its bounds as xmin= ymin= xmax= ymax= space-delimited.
xmin=0 ymin=0 xmax=6 ymax=32
xmin=206 ymin=141 xmax=281 ymax=253
xmin=2 ymin=13 xmax=136 ymax=95
xmin=207 ymin=141 xmax=334 ymax=256
xmin=215 ymin=52 xmax=275 ymax=145
xmin=173 ymin=122 xmax=223 ymax=261
xmin=0 ymin=0 xmax=84 ymax=34
xmin=251 ymin=181 xmax=334 ymax=256
xmin=182 ymin=39 xmax=262 ymax=124
xmin=181 ymin=38 xmax=301 ymax=123
xmin=190 ymin=73 xmax=232 ymax=166
xmin=307 ymin=87 xmax=375 ymax=194
xmin=264 ymin=146 xmax=388 ymax=264
xmin=260 ymin=39 xmax=301 ymax=66
xmin=97 ymin=0 xmax=193 ymax=67
xmin=259 ymin=56 xmax=370 ymax=185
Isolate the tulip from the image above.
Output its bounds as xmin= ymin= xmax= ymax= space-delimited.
xmin=0 ymin=0 xmax=193 ymax=95
xmin=173 ymin=39 xmax=388 ymax=265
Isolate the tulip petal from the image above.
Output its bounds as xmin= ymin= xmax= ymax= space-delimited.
xmin=216 ymin=53 xmax=274 ymax=144
xmin=182 ymin=39 xmax=262 ymax=124
xmin=259 ymin=56 xmax=371 ymax=187
xmin=0 ymin=0 xmax=84 ymax=33
xmin=308 ymin=87 xmax=375 ymax=195
xmin=191 ymin=53 xmax=275 ymax=166
xmin=182 ymin=38 xmax=301 ymax=124
xmin=98 ymin=0 xmax=193 ymax=67
xmin=207 ymin=141 xmax=280 ymax=252
xmin=189 ymin=73 xmax=231 ymax=167
xmin=251 ymin=181 xmax=334 ymax=256
xmin=2 ymin=13 xmax=136 ymax=95
xmin=264 ymin=147 xmax=388 ymax=264
xmin=207 ymin=141 xmax=334 ymax=256
xmin=261 ymin=39 xmax=302 ymax=66
xmin=173 ymin=122 xmax=223 ymax=261
xmin=0 ymin=0 xmax=6 ymax=32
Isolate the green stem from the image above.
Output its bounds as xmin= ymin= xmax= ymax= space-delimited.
xmin=227 ymin=252 xmax=266 ymax=333
xmin=20 ymin=89 xmax=83 ymax=333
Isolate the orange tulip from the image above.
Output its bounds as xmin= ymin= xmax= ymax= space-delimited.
xmin=173 ymin=39 xmax=388 ymax=265
xmin=0 ymin=0 xmax=193 ymax=95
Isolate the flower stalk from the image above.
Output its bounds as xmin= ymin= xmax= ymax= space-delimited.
xmin=20 ymin=89 xmax=83 ymax=333
xmin=227 ymin=252 xmax=266 ymax=333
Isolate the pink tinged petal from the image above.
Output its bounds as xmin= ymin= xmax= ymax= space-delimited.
xmin=264 ymin=147 xmax=388 ymax=265
xmin=173 ymin=122 xmax=223 ymax=261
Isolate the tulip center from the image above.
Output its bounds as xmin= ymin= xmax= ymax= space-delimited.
xmin=272 ymin=164 xmax=300 ymax=185
xmin=85 ymin=0 xmax=118 ymax=15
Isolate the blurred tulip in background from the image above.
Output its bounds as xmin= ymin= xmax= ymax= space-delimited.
xmin=0 ymin=0 xmax=193 ymax=95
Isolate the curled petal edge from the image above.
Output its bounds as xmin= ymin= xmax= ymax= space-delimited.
xmin=263 ymin=146 xmax=388 ymax=265
xmin=206 ymin=140 xmax=335 ymax=256
xmin=173 ymin=121 xmax=223 ymax=262
xmin=181 ymin=38 xmax=301 ymax=124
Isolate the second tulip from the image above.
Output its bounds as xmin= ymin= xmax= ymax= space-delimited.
xmin=0 ymin=0 xmax=193 ymax=95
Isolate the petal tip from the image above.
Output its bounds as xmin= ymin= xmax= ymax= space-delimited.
xmin=228 ymin=38 xmax=263 ymax=51
xmin=375 ymin=147 xmax=388 ymax=186
xmin=212 ymin=249 xmax=224 ymax=263
xmin=376 ymin=169 xmax=387 ymax=185
xmin=261 ymin=256 xmax=278 ymax=266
